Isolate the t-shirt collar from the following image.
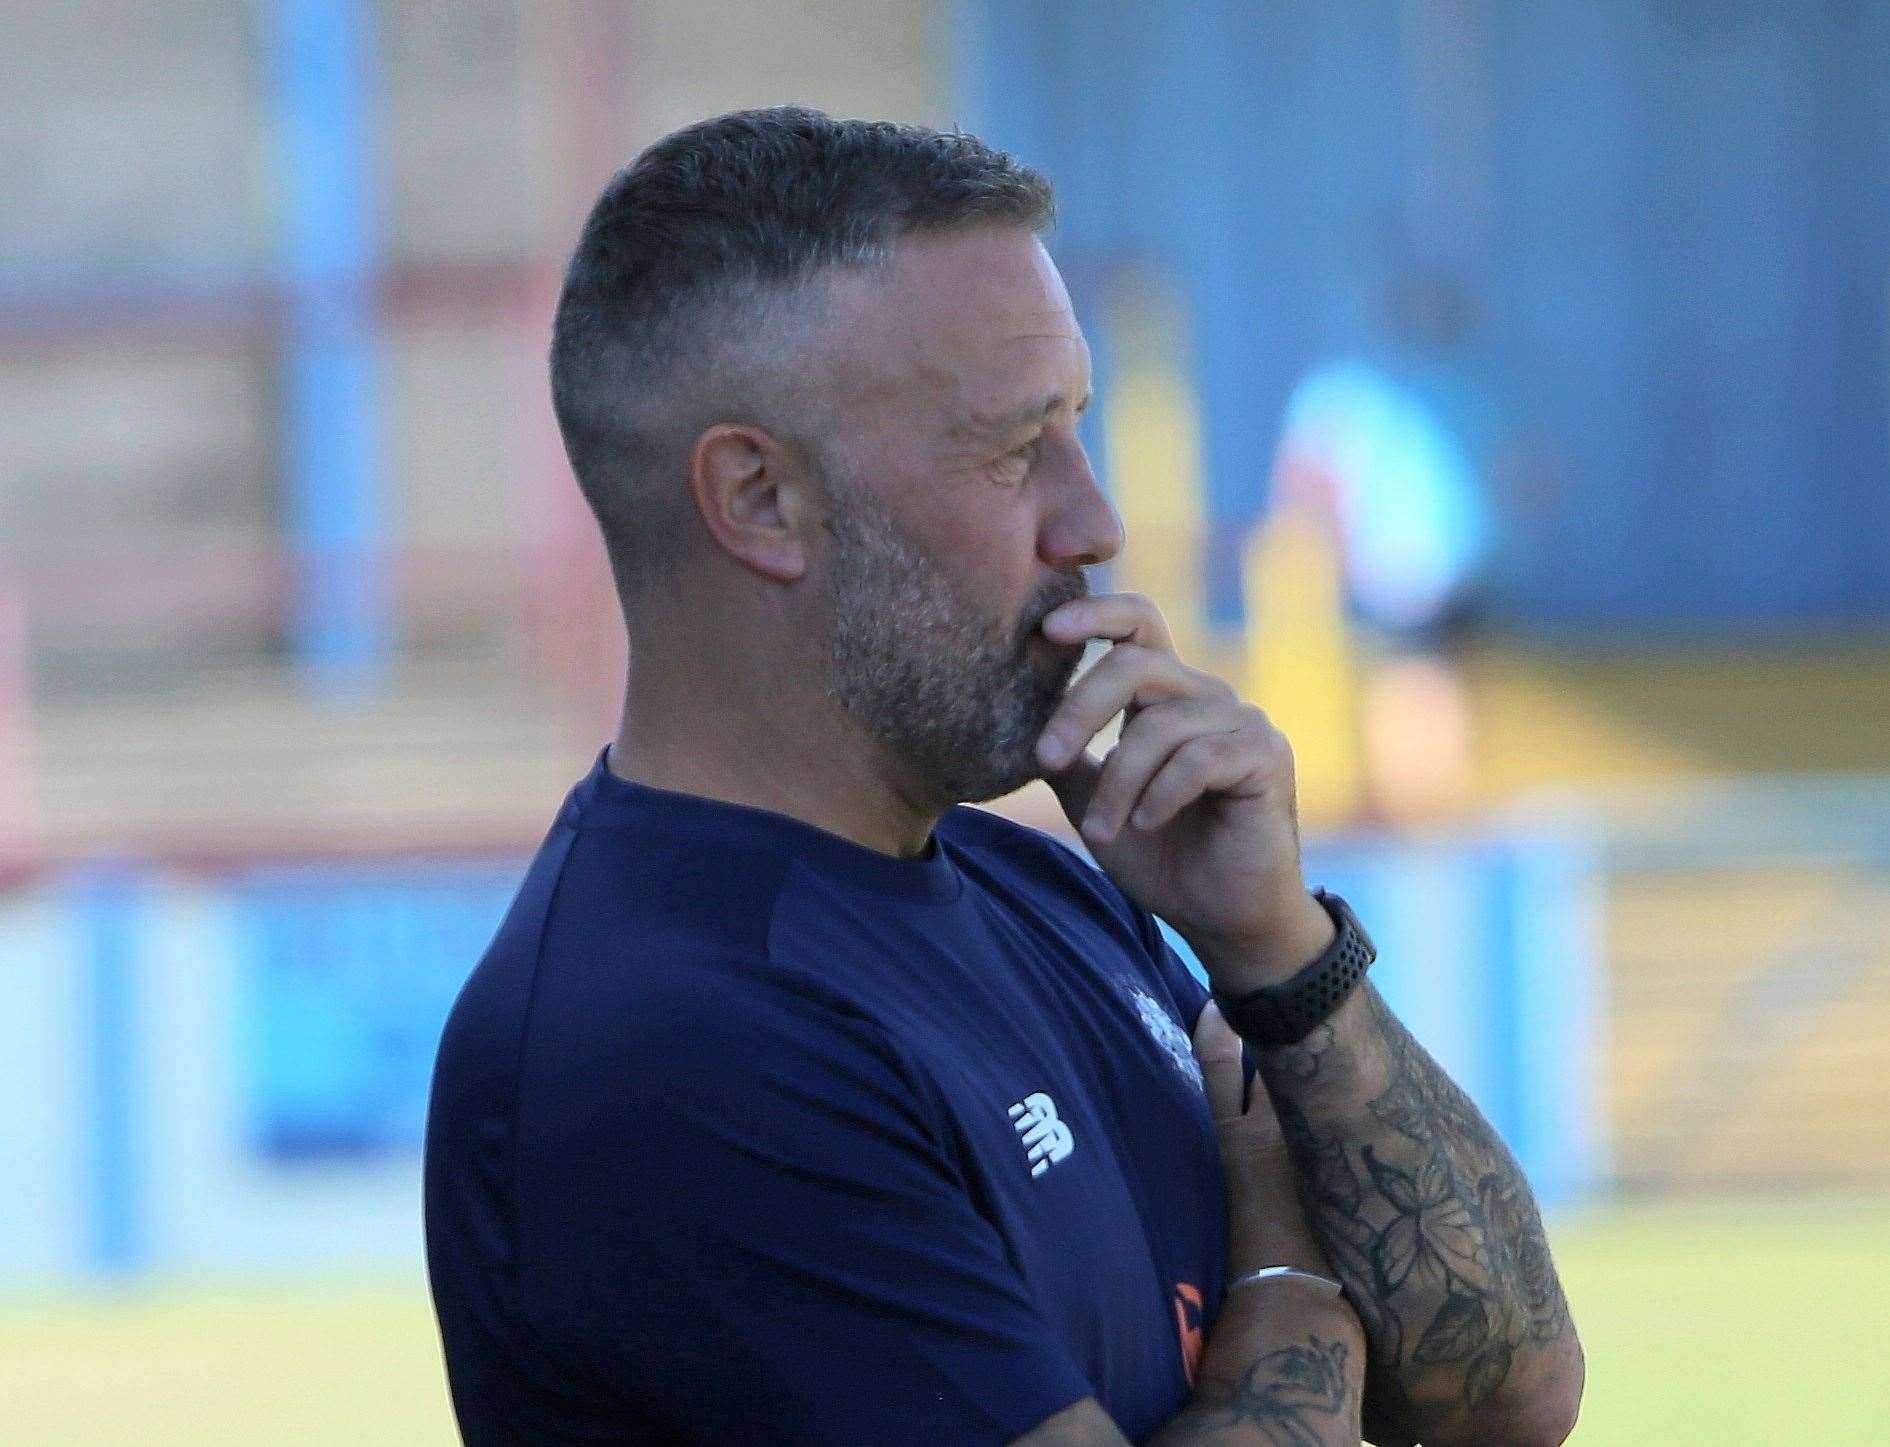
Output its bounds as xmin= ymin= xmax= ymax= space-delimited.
xmin=569 ymin=747 xmax=964 ymax=904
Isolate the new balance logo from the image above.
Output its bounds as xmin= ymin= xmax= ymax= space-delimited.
xmin=1007 ymin=1092 xmax=1074 ymax=1178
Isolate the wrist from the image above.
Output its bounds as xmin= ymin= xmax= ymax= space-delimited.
xmin=1230 ymin=1227 xmax=1342 ymax=1283
xmin=1227 ymin=1265 xmax=1343 ymax=1298
xmin=1208 ymin=890 xmax=1378 ymax=1049
xmin=1191 ymin=887 xmax=1337 ymax=993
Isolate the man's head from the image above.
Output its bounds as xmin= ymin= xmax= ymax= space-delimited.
xmin=552 ymin=107 xmax=1123 ymax=805
xmin=550 ymin=106 xmax=1060 ymax=599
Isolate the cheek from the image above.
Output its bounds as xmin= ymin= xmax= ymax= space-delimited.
xmin=964 ymin=538 xmax=1044 ymax=633
xmin=901 ymin=477 xmax=1045 ymax=618
xmin=949 ymin=492 xmax=1045 ymax=587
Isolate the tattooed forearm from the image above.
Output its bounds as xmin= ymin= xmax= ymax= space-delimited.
xmin=1256 ymin=985 xmax=1581 ymax=1442
xmin=1159 ymin=1336 xmax=1360 ymax=1447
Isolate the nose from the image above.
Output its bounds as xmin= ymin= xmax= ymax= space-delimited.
xmin=1038 ymin=438 xmax=1124 ymax=570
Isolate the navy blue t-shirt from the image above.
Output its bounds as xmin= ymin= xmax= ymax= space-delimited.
xmin=425 ymin=751 xmax=1230 ymax=1444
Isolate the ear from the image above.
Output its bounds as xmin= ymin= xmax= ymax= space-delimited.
xmin=686 ymin=423 xmax=812 ymax=583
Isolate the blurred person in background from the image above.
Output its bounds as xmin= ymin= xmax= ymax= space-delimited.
xmin=1265 ymin=270 xmax=1496 ymax=823
xmin=424 ymin=107 xmax=1582 ymax=1446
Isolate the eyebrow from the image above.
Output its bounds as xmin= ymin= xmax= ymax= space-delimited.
xmin=953 ymin=390 xmax=1094 ymax=442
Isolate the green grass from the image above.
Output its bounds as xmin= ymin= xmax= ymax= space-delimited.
xmin=3 ymin=1194 xmax=1885 ymax=1443
xmin=1553 ymin=1192 xmax=1889 ymax=1445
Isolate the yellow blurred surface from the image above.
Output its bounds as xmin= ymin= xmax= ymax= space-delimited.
xmin=1467 ymin=640 xmax=1890 ymax=796
xmin=1243 ymin=509 xmax=1363 ymax=826
xmin=1608 ymin=868 xmax=1890 ymax=1190
xmin=0 ymin=1276 xmax=453 ymax=1445
xmin=1105 ymin=276 xmax=1210 ymax=663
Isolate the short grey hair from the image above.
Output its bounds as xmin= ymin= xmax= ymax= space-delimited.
xmin=548 ymin=105 xmax=1057 ymax=599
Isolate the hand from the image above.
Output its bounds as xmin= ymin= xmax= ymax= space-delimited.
xmin=1032 ymin=592 xmax=1333 ymax=986
xmin=1191 ymin=1001 xmax=1339 ymax=1278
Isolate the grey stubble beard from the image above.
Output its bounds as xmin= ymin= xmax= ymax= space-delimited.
xmin=821 ymin=477 xmax=1088 ymax=807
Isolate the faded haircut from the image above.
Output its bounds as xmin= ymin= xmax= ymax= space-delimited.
xmin=548 ymin=105 xmax=1056 ymax=600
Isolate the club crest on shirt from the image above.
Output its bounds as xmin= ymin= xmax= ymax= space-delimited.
xmin=1125 ymin=986 xmax=1204 ymax=1092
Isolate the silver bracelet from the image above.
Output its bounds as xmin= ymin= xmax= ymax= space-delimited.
xmin=1227 ymin=1265 xmax=1343 ymax=1298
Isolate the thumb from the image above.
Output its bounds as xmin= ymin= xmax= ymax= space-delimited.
xmin=1191 ymin=1001 xmax=1248 ymax=1123
xmin=1042 ymin=750 xmax=1103 ymax=830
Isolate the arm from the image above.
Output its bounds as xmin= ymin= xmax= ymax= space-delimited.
xmin=1012 ymin=1002 xmax=1367 ymax=1447
xmin=1252 ymin=980 xmax=1580 ymax=1446
xmin=1017 ymin=1298 xmax=1362 ymax=1447
xmin=1017 ymin=1297 xmax=1361 ymax=1447
xmin=1202 ymin=884 xmax=1582 ymax=1443
xmin=1147 ymin=998 xmax=1366 ymax=1446
xmin=1030 ymin=590 xmax=1584 ymax=1446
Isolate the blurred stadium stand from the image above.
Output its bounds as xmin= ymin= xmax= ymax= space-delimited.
xmin=2 ymin=0 xmax=1887 ymax=1287
xmin=1590 ymin=777 xmax=1890 ymax=1191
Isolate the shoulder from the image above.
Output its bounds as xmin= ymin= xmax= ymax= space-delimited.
xmin=439 ymin=810 xmax=926 ymax=1112
xmin=939 ymin=805 xmax=1106 ymax=890
xmin=526 ymin=932 xmax=948 ymax=1133
xmin=940 ymin=805 xmax=1148 ymax=933
xmin=939 ymin=805 xmax=1211 ymax=1022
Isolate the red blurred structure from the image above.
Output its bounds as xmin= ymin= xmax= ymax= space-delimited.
xmin=0 ymin=575 xmax=34 ymax=855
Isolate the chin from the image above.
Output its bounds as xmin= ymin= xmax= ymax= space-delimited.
xmin=966 ymin=770 xmax=1037 ymax=807
xmin=982 ymin=731 xmax=1061 ymax=802
xmin=931 ymin=746 xmax=1041 ymax=808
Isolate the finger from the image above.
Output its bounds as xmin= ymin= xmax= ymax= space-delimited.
xmin=1039 ymin=591 xmax=1174 ymax=654
xmin=1040 ymin=750 xmax=1103 ymax=829
xmin=1128 ymin=723 xmax=1280 ymax=834
xmin=1034 ymin=643 xmax=1214 ymax=773
xmin=1077 ymin=698 xmax=1239 ymax=844
xmin=1191 ymin=1001 xmax=1247 ymax=1122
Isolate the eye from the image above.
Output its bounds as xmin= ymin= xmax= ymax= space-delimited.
xmin=990 ymin=437 xmax=1042 ymax=483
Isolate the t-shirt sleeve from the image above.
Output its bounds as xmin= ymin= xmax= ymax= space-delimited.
xmin=515 ymin=956 xmax=1098 ymax=1445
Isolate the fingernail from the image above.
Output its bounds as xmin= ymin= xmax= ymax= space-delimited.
xmin=1130 ymin=806 xmax=1152 ymax=830
xmin=1037 ymin=731 xmax=1067 ymax=767
xmin=1082 ymin=812 xmax=1113 ymax=843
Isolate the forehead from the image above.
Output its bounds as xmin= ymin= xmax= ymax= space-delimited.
xmin=827 ymin=226 xmax=1090 ymax=432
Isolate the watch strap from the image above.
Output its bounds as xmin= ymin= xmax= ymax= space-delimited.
xmin=1210 ymin=889 xmax=1376 ymax=1047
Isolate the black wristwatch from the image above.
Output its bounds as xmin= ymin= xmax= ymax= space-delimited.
xmin=1210 ymin=889 xmax=1376 ymax=1047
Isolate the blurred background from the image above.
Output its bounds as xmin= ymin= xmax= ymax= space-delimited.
xmin=3 ymin=1 xmax=1887 ymax=1441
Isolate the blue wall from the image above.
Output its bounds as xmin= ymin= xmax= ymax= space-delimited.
xmin=0 ymin=833 xmax=1599 ymax=1282
xmin=957 ymin=0 xmax=1890 ymax=633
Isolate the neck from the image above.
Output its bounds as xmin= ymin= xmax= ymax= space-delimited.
xmin=607 ymin=626 xmax=944 ymax=859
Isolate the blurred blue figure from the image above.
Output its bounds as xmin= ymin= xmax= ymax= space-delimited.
xmin=1270 ymin=272 xmax=1498 ymax=818
xmin=1278 ymin=359 xmax=1487 ymax=637
xmin=1278 ymin=266 xmax=1498 ymax=641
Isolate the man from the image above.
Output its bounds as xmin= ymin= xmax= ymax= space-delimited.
xmin=425 ymin=107 xmax=1583 ymax=1445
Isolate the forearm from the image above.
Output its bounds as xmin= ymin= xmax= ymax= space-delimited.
xmin=1249 ymin=983 xmax=1583 ymax=1446
xmin=1149 ymin=1283 xmax=1364 ymax=1446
